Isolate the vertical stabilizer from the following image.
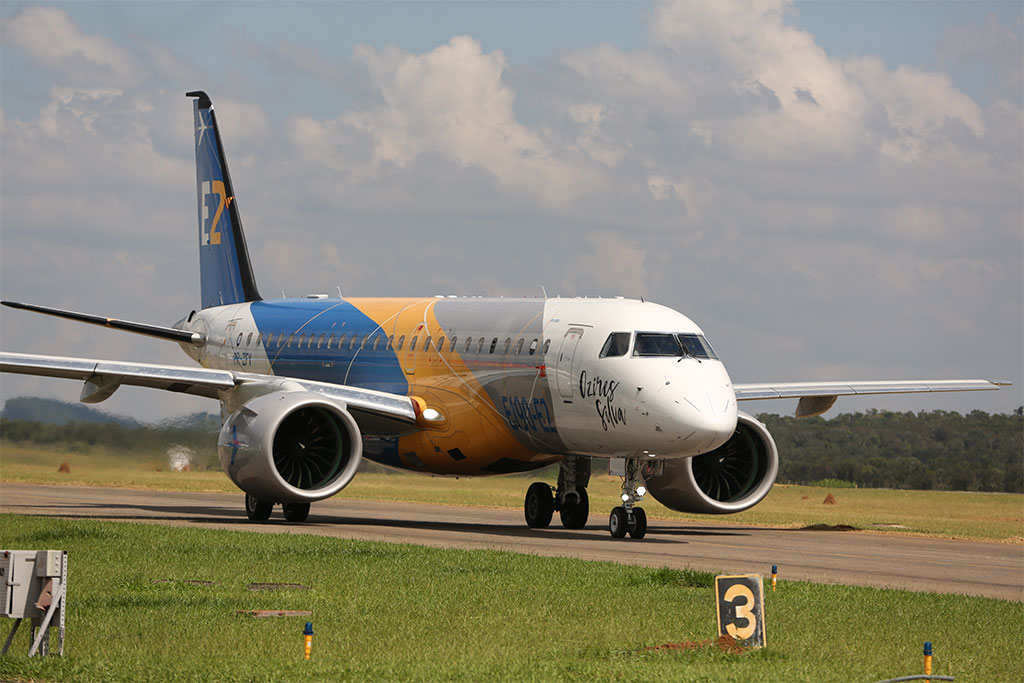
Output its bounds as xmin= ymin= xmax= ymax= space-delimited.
xmin=187 ymin=91 xmax=262 ymax=309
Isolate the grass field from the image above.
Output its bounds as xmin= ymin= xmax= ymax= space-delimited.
xmin=3 ymin=442 xmax=1022 ymax=542
xmin=0 ymin=514 xmax=1020 ymax=682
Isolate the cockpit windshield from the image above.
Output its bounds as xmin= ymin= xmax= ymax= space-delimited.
xmin=632 ymin=332 xmax=719 ymax=360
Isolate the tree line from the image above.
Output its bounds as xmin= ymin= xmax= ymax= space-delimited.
xmin=762 ymin=408 xmax=1022 ymax=493
xmin=2 ymin=408 xmax=1021 ymax=492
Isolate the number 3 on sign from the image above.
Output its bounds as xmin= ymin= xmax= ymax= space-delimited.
xmin=715 ymin=574 xmax=766 ymax=648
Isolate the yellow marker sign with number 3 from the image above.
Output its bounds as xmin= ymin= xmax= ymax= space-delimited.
xmin=715 ymin=574 xmax=766 ymax=647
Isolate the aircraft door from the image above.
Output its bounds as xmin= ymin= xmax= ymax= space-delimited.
xmin=556 ymin=328 xmax=584 ymax=401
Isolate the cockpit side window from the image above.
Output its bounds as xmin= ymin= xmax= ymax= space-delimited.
xmin=599 ymin=332 xmax=631 ymax=358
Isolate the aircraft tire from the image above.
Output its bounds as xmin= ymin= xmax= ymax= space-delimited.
xmin=524 ymin=482 xmax=554 ymax=528
xmin=282 ymin=502 xmax=311 ymax=523
xmin=609 ymin=506 xmax=628 ymax=538
xmin=627 ymin=508 xmax=647 ymax=539
xmin=559 ymin=487 xmax=589 ymax=529
xmin=245 ymin=493 xmax=273 ymax=521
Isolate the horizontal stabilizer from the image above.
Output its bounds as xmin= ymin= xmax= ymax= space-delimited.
xmin=1 ymin=301 xmax=203 ymax=345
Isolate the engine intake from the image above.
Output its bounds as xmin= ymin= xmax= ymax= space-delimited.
xmin=644 ymin=411 xmax=778 ymax=514
xmin=219 ymin=391 xmax=362 ymax=503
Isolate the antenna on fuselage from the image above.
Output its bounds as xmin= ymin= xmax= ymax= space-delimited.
xmin=336 ymin=286 xmax=343 ymax=298
xmin=540 ymin=286 xmax=548 ymax=299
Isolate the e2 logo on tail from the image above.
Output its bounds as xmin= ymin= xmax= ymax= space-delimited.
xmin=201 ymin=180 xmax=226 ymax=246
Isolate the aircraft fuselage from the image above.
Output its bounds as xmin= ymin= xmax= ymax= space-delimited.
xmin=180 ymin=296 xmax=738 ymax=475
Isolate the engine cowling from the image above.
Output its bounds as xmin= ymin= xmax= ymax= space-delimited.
xmin=644 ymin=411 xmax=778 ymax=514
xmin=218 ymin=391 xmax=363 ymax=503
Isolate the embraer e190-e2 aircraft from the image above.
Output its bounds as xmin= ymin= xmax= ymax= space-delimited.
xmin=0 ymin=92 xmax=1008 ymax=539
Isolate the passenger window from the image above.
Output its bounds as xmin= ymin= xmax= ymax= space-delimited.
xmin=297 ymin=333 xmax=306 ymax=347
xmin=489 ymin=337 xmax=498 ymax=354
xmin=360 ymin=334 xmax=369 ymax=349
xmin=372 ymin=336 xmax=381 ymax=351
xmin=386 ymin=335 xmax=394 ymax=351
xmin=287 ymin=334 xmax=295 ymax=347
xmin=528 ymin=338 xmax=538 ymax=355
xmin=317 ymin=333 xmax=325 ymax=349
xmin=236 ymin=333 xmax=243 ymax=346
xmin=327 ymin=333 xmax=335 ymax=349
xmin=542 ymin=339 xmax=551 ymax=355
xmin=437 ymin=336 xmax=446 ymax=352
xmin=502 ymin=338 xmax=511 ymax=354
xmin=337 ymin=333 xmax=346 ymax=348
xmin=397 ymin=335 xmax=405 ymax=351
xmin=599 ymin=332 xmax=631 ymax=358
xmin=477 ymin=338 xmax=486 ymax=353
xmin=515 ymin=338 xmax=524 ymax=355
xmin=349 ymin=335 xmax=358 ymax=350
xmin=307 ymin=335 xmax=315 ymax=349
xmin=423 ymin=336 xmax=432 ymax=352
xmin=246 ymin=332 xmax=253 ymax=346
xmin=464 ymin=337 xmax=472 ymax=353
xmin=449 ymin=337 xmax=458 ymax=353
xmin=410 ymin=336 xmax=418 ymax=351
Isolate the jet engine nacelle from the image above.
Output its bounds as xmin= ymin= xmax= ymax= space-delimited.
xmin=644 ymin=411 xmax=778 ymax=514
xmin=218 ymin=391 xmax=363 ymax=503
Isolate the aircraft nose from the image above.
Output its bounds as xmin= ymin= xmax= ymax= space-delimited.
xmin=675 ymin=385 xmax=737 ymax=454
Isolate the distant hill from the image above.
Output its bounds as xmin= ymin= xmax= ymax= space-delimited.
xmin=1 ymin=396 xmax=217 ymax=429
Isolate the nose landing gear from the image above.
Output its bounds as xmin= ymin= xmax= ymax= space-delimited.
xmin=609 ymin=457 xmax=648 ymax=539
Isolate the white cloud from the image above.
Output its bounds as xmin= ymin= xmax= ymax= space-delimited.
xmin=289 ymin=36 xmax=606 ymax=208
xmin=1 ymin=6 xmax=145 ymax=85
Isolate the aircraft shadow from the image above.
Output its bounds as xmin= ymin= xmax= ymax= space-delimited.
xmin=8 ymin=500 xmax=704 ymax=545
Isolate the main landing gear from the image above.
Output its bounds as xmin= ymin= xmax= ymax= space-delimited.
xmin=609 ymin=457 xmax=648 ymax=539
xmin=245 ymin=493 xmax=310 ymax=523
xmin=524 ymin=456 xmax=591 ymax=530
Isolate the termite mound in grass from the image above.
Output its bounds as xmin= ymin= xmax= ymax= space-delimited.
xmin=644 ymin=634 xmax=747 ymax=654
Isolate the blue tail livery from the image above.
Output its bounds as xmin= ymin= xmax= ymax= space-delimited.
xmin=187 ymin=90 xmax=262 ymax=309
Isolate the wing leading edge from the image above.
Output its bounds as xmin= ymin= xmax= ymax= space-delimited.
xmin=734 ymin=379 xmax=1009 ymax=418
xmin=0 ymin=351 xmax=418 ymax=434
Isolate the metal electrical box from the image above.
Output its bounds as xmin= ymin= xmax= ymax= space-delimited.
xmin=1 ymin=550 xmax=67 ymax=656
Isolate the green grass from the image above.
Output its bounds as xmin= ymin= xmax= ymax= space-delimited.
xmin=0 ymin=515 xmax=1020 ymax=682
xmin=3 ymin=442 xmax=1023 ymax=542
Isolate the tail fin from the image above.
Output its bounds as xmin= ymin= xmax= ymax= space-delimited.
xmin=187 ymin=91 xmax=262 ymax=309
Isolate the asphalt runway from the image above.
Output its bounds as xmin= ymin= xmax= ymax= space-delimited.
xmin=2 ymin=482 xmax=1021 ymax=601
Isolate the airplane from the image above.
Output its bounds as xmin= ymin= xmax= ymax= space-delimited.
xmin=0 ymin=91 xmax=1008 ymax=539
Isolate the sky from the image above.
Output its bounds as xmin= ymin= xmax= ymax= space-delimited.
xmin=1 ymin=0 xmax=1021 ymax=423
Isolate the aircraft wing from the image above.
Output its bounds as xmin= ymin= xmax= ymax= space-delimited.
xmin=734 ymin=379 xmax=1009 ymax=418
xmin=0 ymin=351 xmax=419 ymax=435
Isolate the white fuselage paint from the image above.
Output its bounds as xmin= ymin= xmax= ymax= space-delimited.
xmin=540 ymin=299 xmax=737 ymax=458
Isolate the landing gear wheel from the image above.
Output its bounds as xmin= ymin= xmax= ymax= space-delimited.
xmin=609 ymin=506 xmax=628 ymax=538
xmin=524 ymin=482 xmax=554 ymax=528
xmin=245 ymin=493 xmax=273 ymax=521
xmin=282 ymin=502 xmax=311 ymax=523
xmin=627 ymin=508 xmax=647 ymax=539
xmin=559 ymin=487 xmax=589 ymax=529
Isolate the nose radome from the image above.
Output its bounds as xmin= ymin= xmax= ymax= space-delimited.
xmin=677 ymin=386 xmax=737 ymax=454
